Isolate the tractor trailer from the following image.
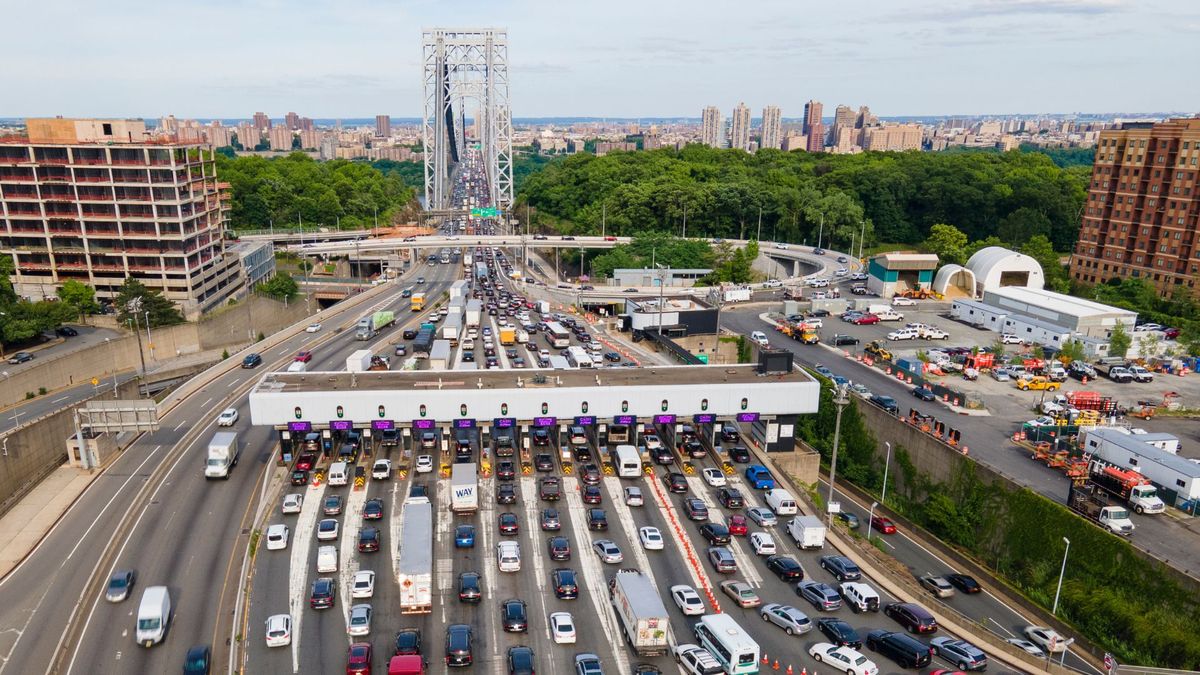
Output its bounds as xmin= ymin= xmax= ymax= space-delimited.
xmin=398 ymin=497 xmax=433 ymax=613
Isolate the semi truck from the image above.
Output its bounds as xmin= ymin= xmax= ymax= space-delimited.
xmin=608 ymin=570 xmax=671 ymax=657
xmin=410 ymin=292 xmax=425 ymax=312
xmin=205 ymin=431 xmax=241 ymax=479
xmin=398 ymin=497 xmax=433 ymax=613
xmin=450 ymin=463 xmax=478 ymax=513
xmin=356 ymin=310 xmax=395 ymax=340
xmin=1068 ymin=483 xmax=1135 ymax=536
xmin=413 ymin=324 xmax=436 ymax=358
xmin=1088 ymin=461 xmax=1166 ymax=514
xmin=346 ymin=349 xmax=373 ymax=372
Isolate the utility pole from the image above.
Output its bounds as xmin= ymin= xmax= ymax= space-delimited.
xmin=858 ymin=219 xmax=867 ymax=259
xmin=682 ymin=204 xmax=687 ymax=239
xmin=817 ymin=214 xmax=825 ymax=251
xmin=655 ymin=264 xmax=667 ymax=336
xmin=601 ymin=203 xmax=606 ymax=239
xmin=127 ymin=312 xmax=147 ymax=398
xmin=826 ymin=383 xmax=850 ymax=524
xmin=756 ymin=207 xmax=762 ymax=241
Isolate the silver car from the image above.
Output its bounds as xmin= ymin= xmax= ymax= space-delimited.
xmin=760 ymin=603 xmax=813 ymax=635
xmin=347 ymin=603 xmax=372 ymax=636
xmin=746 ymin=507 xmax=777 ymax=527
xmin=105 ymin=569 xmax=136 ymax=602
xmin=592 ymin=539 xmax=623 ymax=564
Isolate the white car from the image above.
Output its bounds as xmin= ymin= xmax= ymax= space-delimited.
xmin=750 ymin=531 xmax=777 ymax=555
xmin=891 ymin=296 xmax=916 ymax=306
xmin=305 ymin=323 xmax=322 ymax=333
xmin=808 ymin=278 xmax=830 ymax=288
xmin=835 ymin=268 xmax=848 ymax=277
xmin=347 ymin=603 xmax=372 ymax=636
xmin=281 ymin=494 xmax=303 ymax=514
xmin=1005 ymin=637 xmax=1045 ymax=657
xmin=999 ymin=333 xmax=1023 ymax=344
xmin=265 ymin=524 xmax=289 ymax=550
xmin=809 ymin=642 xmax=878 ymax=675
xmin=316 ymin=518 xmax=339 ymax=541
xmin=415 ymin=455 xmax=434 ymax=473
xmin=371 ymin=459 xmax=391 ymax=480
xmin=1024 ymin=625 xmax=1070 ymax=653
xmin=1135 ymin=322 xmax=1163 ymax=332
xmin=670 ymin=585 xmax=706 ymax=615
xmin=774 ymin=242 xmax=789 ymax=250
xmin=639 ymin=526 xmax=664 ymax=550
xmin=642 ymin=434 xmax=663 ymax=450
xmin=763 ymin=279 xmax=783 ymax=288
xmin=264 ymin=613 xmax=292 ymax=647
xmin=592 ymin=539 xmax=623 ymax=563
xmin=850 ymin=272 xmax=868 ymax=281
xmin=549 ymin=611 xmax=576 ymax=644
xmin=886 ymin=329 xmax=918 ymax=341
xmin=799 ymin=318 xmax=824 ymax=329
xmin=216 ymin=408 xmax=239 ymax=426
xmin=702 ymin=468 xmax=727 ymax=487
xmin=351 ymin=570 xmax=375 ymax=598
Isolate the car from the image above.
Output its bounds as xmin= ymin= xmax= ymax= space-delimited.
xmin=304 ymin=322 xmax=322 ymax=333
xmin=707 ymin=546 xmax=737 ymax=573
xmin=945 ymin=573 xmax=981 ymax=594
xmin=717 ymin=487 xmax=745 ymax=509
xmin=347 ymin=603 xmax=373 ymax=636
xmin=455 ymin=524 xmax=476 ymax=548
xmin=702 ymin=468 xmax=727 ymax=487
xmin=817 ymin=617 xmax=864 ymax=649
xmin=750 ymin=531 xmax=777 ymax=555
xmin=105 ymin=569 xmax=136 ymax=602
xmin=884 ymin=601 xmax=939 ymax=633
xmin=930 ymin=637 xmax=989 ymax=671
xmin=445 ymin=623 xmax=474 ymax=666
xmin=551 ymin=567 xmax=580 ymax=599
xmin=831 ymin=334 xmax=860 ymax=346
xmin=592 ymin=539 xmax=623 ymax=563
xmin=999 ymin=333 xmax=1023 ymax=344
xmin=415 ymin=276 xmax=425 ymax=283
xmin=371 ymin=459 xmax=391 ymax=480
xmin=580 ymin=462 xmax=602 ymax=484
xmin=623 ymin=288 xmax=638 ymax=293
xmin=745 ymin=464 xmax=776 ymax=489
xmin=403 ymin=329 xmax=418 ymax=340
xmin=541 ymin=507 xmax=561 ymax=531
xmin=624 ymin=486 xmax=644 ymax=506
xmin=700 ymin=523 xmax=731 ymax=545
xmin=294 ymin=350 xmax=313 ymax=363
xmin=321 ymin=494 xmax=343 ymax=516
xmin=728 ymin=445 xmax=751 ymax=463
xmin=409 ymin=484 xmax=428 ymax=499
xmin=582 ymin=484 xmax=603 ymax=504
xmin=639 ymin=526 xmax=665 ymax=550
xmin=820 ymin=555 xmax=862 ymax=581
xmin=264 ymin=613 xmax=292 ymax=647
xmin=534 ymin=452 xmax=554 ymax=471
xmin=766 ymin=555 xmax=805 ymax=581
xmin=501 ymin=598 xmax=528 ymax=632
xmin=798 ymin=581 xmax=842 ymax=611
xmin=891 ymin=296 xmax=916 ymax=306
xmin=265 ymin=523 xmax=289 ymax=550
xmin=507 ymin=645 xmax=536 ymax=675
xmin=310 ymin=577 xmax=336 ymax=609
xmin=761 ymin=603 xmax=813 ymax=635
xmin=182 ymin=645 xmax=211 ymax=674
xmin=747 ymin=507 xmax=777 ymax=527
xmin=587 ymin=508 xmax=608 ymax=530
xmin=919 ymin=573 xmax=956 ymax=598
xmin=358 ymin=526 xmax=381 ymax=553
xmin=290 ymin=469 xmax=309 ymax=486
xmin=671 ymin=584 xmax=706 ymax=615
xmin=316 ymin=518 xmax=339 ymax=541
xmin=990 ymin=368 xmax=1011 ymax=382
xmin=835 ymin=511 xmax=860 ymax=529
xmin=1005 ymin=638 xmax=1045 ymax=657
xmin=345 ymin=642 xmax=371 ymax=675
xmin=720 ymin=580 xmax=762 ymax=608
xmin=347 ymin=570 xmax=375 ymax=599
xmin=549 ymin=611 xmax=576 ymax=644
xmin=1024 ymin=625 xmax=1069 ymax=653
xmin=540 ymin=476 xmax=562 ymax=501
xmin=683 ymin=498 xmax=709 ymax=521
xmin=241 ymin=353 xmax=262 ymax=368
xmin=575 ymin=653 xmax=604 ymax=675
xmin=870 ymin=515 xmax=897 ymax=534
xmin=496 ymin=482 xmax=517 ymax=504
xmin=215 ymin=407 xmax=239 ymax=427
xmin=498 ymin=512 xmax=520 ymax=535
xmin=808 ymin=643 xmax=878 ymax=675
xmin=662 ymin=472 xmax=689 ymax=493
xmin=360 ymin=499 xmax=384 ymax=522
xmin=548 ymin=535 xmax=571 ymax=561
xmin=727 ymin=514 xmax=749 ymax=536
xmin=393 ymin=627 xmax=422 ymax=656
xmin=55 ymin=325 xmax=79 ymax=337
xmin=866 ymin=629 xmax=932 ymax=669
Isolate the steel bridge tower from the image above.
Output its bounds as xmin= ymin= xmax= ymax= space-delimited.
xmin=422 ymin=27 xmax=513 ymax=213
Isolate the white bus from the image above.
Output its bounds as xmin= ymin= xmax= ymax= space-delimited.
xmin=544 ymin=321 xmax=571 ymax=348
xmin=613 ymin=444 xmax=642 ymax=477
xmin=565 ymin=345 xmax=593 ymax=368
xmin=694 ymin=614 xmax=760 ymax=674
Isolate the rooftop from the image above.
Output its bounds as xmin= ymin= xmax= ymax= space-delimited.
xmin=628 ymin=297 xmax=712 ymax=312
xmin=987 ymin=286 xmax=1136 ymax=319
xmin=1088 ymin=428 xmax=1200 ymax=477
xmin=873 ymin=252 xmax=940 ymax=270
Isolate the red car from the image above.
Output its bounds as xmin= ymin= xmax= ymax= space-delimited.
xmin=851 ymin=313 xmax=880 ymax=325
xmin=871 ymin=515 xmax=897 ymax=534
xmin=604 ymin=235 xmax=617 ymax=241
xmin=295 ymin=453 xmax=316 ymax=471
xmin=294 ymin=351 xmax=313 ymax=363
xmin=727 ymin=515 xmax=748 ymax=536
xmin=346 ymin=642 xmax=372 ymax=675
xmin=1165 ymin=327 xmax=1181 ymax=339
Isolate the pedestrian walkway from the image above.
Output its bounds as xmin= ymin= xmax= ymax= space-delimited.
xmin=0 ymin=463 xmax=94 ymax=579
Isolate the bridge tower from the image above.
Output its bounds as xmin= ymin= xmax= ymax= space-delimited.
xmin=421 ymin=27 xmax=513 ymax=214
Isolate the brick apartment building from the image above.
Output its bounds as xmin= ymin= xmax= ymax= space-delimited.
xmin=0 ymin=118 xmax=243 ymax=319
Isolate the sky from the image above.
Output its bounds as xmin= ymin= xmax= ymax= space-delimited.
xmin=5 ymin=0 xmax=1198 ymax=119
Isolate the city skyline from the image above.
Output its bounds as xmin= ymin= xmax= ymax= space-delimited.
xmin=4 ymin=0 xmax=1198 ymax=118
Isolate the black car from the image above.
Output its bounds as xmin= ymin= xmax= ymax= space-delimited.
xmin=241 ymin=353 xmax=262 ymax=368
xmin=498 ymin=512 xmax=519 ymax=535
xmin=945 ymin=573 xmax=981 ymax=594
xmin=817 ymin=618 xmax=863 ymax=649
xmin=540 ymin=477 xmax=561 ymax=501
xmin=458 ymin=572 xmax=482 ymax=603
xmin=587 ymin=508 xmax=608 ymax=530
xmin=884 ymin=601 xmax=939 ymax=634
xmin=502 ymin=598 xmax=528 ymax=632
xmin=633 ymin=666 xmax=663 ymax=675
xmin=720 ymin=424 xmax=740 ymax=442
xmin=699 ymin=523 xmax=731 ymax=545
xmin=683 ymin=498 xmax=709 ymax=521
xmin=580 ymin=463 xmax=601 ymax=485
xmin=912 ymin=386 xmax=937 ymax=401
xmin=870 ymin=395 xmax=900 ymax=415
xmin=582 ymin=484 xmax=602 ymax=504
xmin=497 ymin=483 xmax=517 ymax=504
xmin=56 ymin=326 xmax=79 ymax=337
xmin=403 ymin=329 xmax=418 ymax=340
xmin=604 ymin=351 xmax=621 ymax=362
xmin=497 ymin=460 xmax=516 ymax=480
xmin=682 ymin=439 xmax=705 ymax=458
xmin=363 ymin=498 xmax=384 ymax=520
xmin=866 ymin=629 xmax=933 ymax=669
xmin=182 ymin=645 xmax=210 ymax=675
xmin=830 ymin=334 xmax=859 ymax=346
xmin=728 ymin=446 xmax=751 ymax=463
xmin=394 ymin=628 xmax=422 ymax=655
xmin=534 ymin=453 xmax=554 ymax=471
xmin=310 ymin=577 xmax=336 ymax=609
xmin=508 ymin=645 xmax=536 ymax=675
xmin=548 ymin=536 xmax=571 ymax=561
xmin=766 ymin=555 xmax=805 ymax=581
xmin=445 ymin=624 xmax=473 ymax=666
xmin=532 ymin=428 xmax=550 ymax=446
xmin=409 ymin=484 xmax=428 ymax=499
xmin=541 ymin=507 xmax=561 ymax=531
xmin=358 ymin=527 xmax=381 ymax=553
xmin=652 ymin=446 xmax=675 ymax=465
xmin=717 ymin=487 xmax=744 ymax=509
xmin=662 ymin=472 xmax=688 ymax=493
xmin=290 ymin=469 xmax=309 ymax=486
xmin=552 ymin=568 xmax=579 ymax=599
xmin=819 ymin=555 xmax=862 ymax=582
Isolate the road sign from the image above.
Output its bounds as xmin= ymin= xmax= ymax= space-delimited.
xmin=470 ymin=207 xmax=500 ymax=218
xmin=1104 ymin=653 xmax=1116 ymax=673
xmin=90 ymin=377 xmax=99 ymax=386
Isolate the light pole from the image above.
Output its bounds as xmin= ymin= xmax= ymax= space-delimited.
xmin=1052 ymin=536 xmax=1071 ymax=615
xmin=655 ymin=263 xmax=668 ymax=336
xmin=756 ymin=206 xmax=763 ymax=242
xmin=826 ymin=382 xmax=850 ymax=524
xmin=881 ymin=441 xmax=893 ymax=505
xmin=105 ymin=337 xmax=118 ymax=396
xmin=816 ymin=214 xmax=825 ymax=251
xmin=126 ymin=300 xmax=148 ymax=397
xmin=858 ymin=219 xmax=867 ymax=259
xmin=866 ymin=501 xmax=879 ymax=539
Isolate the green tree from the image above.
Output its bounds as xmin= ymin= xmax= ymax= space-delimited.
xmin=1109 ymin=323 xmax=1131 ymax=358
xmin=1020 ymin=234 xmax=1069 ymax=292
xmin=115 ymin=278 xmax=184 ymax=328
xmin=0 ymin=254 xmax=16 ymax=305
xmin=964 ymin=235 xmax=1004 ymax=260
xmin=921 ymin=223 xmax=969 ymax=265
xmin=1059 ymin=339 xmax=1086 ymax=363
xmin=56 ymin=280 xmax=100 ymax=320
xmin=258 ymin=273 xmax=299 ymax=300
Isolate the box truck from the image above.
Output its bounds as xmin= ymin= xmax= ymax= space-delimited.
xmin=410 ymin=292 xmax=426 ymax=312
xmin=499 ymin=326 xmax=516 ymax=346
xmin=346 ymin=349 xmax=373 ymax=373
xmin=205 ymin=431 xmax=241 ymax=479
xmin=609 ymin=570 xmax=671 ymax=656
xmin=787 ymin=515 xmax=827 ymax=549
xmin=450 ymin=464 xmax=478 ymax=513
xmin=398 ymin=497 xmax=433 ymax=613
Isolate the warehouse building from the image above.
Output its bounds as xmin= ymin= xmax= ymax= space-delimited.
xmin=865 ymin=252 xmax=939 ymax=298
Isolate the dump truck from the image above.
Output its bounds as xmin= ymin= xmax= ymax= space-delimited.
xmin=450 ymin=463 xmax=478 ymax=513
xmin=1067 ymin=483 xmax=1135 ymax=536
xmin=356 ymin=310 xmax=395 ymax=340
xmin=346 ymin=349 xmax=373 ymax=372
xmin=609 ymin=570 xmax=671 ymax=657
xmin=205 ymin=431 xmax=241 ymax=479
xmin=398 ymin=497 xmax=433 ymax=613
xmin=1088 ymin=462 xmax=1166 ymax=515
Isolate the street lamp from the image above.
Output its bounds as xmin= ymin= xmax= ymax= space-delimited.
xmin=826 ymin=382 xmax=851 ymax=525
xmin=1052 ymin=536 xmax=1071 ymax=615
xmin=866 ymin=501 xmax=879 ymax=539
xmin=881 ymin=441 xmax=893 ymax=505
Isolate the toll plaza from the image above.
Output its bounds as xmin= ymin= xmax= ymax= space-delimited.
xmin=248 ymin=363 xmax=820 ymax=482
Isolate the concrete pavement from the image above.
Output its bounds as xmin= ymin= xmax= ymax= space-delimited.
xmin=0 ymin=464 xmax=95 ymax=578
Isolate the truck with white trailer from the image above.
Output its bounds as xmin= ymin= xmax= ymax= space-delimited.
xmin=465 ymin=299 xmax=482 ymax=328
xmin=398 ymin=496 xmax=433 ymax=613
xmin=609 ymin=569 xmax=671 ymax=657
xmin=205 ymin=431 xmax=241 ymax=479
xmin=346 ymin=349 xmax=373 ymax=373
xmin=722 ymin=286 xmax=752 ymax=303
xmin=355 ymin=310 xmax=395 ymax=340
xmin=441 ymin=313 xmax=463 ymax=345
xmin=450 ymin=463 xmax=478 ymax=513
xmin=429 ymin=340 xmax=452 ymax=371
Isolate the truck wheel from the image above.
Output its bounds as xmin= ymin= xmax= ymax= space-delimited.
xmin=1135 ymin=505 xmax=1144 ymax=514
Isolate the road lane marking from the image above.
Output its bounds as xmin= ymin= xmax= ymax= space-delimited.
xmin=687 ymin=475 xmax=762 ymax=587
xmin=173 ymin=420 xmax=187 ymax=432
xmin=338 ymin=479 xmax=369 ymax=630
xmin=52 ymin=395 xmax=70 ymax=403
xmin=603 ymin=475 xmax=679 ymax=649
xmin=518 ymin=476 xmax=551 ymax=642
xmin=288 ymin=481 xmax=326 ymax=673
xmin=61 ymin=445 xmax=163 ymax=563
xmin=202 ymin=397 xmax=213 ymax=407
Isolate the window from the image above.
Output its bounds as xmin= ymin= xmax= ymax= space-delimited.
xmin=102 ymin=123 xmax=112 ymax=135
xmin=1179 ymin=479 xmax=1187 ymax=489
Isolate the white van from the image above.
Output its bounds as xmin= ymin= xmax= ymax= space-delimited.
xmin=497 ymin=540 xmax=521 ymax=572
xmin=327 ymin=461 xmax=349 ymax=486
xmin=286 ymin=361 xmax=307 ymax=373
xmin=614 ymin=445 xmax=642 ymax=478
xmin=136 ymin=586 xmax=171 ymax=647
xmin=764 ymin=488 xmax=798 ymax=515
xmin=316 ymin=545 xmax=338 ymax=573
xmin=750 ymin=331 xmax=769 ymax=347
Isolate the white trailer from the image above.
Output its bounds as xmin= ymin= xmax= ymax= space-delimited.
xmin=609 ymin=570 xmax=671 ymax=656
xmin=722 ymin=287 xmax=752 ymax=303
xmin=465 ymin=299 xmax=482 ymax=328
xmin=205 ymin=431 xmax=241 ymax=479
xmin=398 ymin=497 xmax=433 ymax=613
xmin=429 ymin=340 xmax=452 ymax=371
xmin=449 ymin=279 xmax=468 ymax=301
xmin=1083 ymin=428 xmax=1200 ymax=502
xmin=441 ymin=313 xmax=462 ymax=344
xmin=450 ymin=463 xmax=478 ymax=513
xmin=346 ymin=349 xmax=373 ymax=372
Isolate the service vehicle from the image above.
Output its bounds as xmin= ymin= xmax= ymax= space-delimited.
xmin=205 ymin=431 xmax=241 ymax=479
xmin=1068 ymin=482 xmax=1135 ymax=536
xmin=788 ymin=515 xmax=827 ymax=549
xmin=135 ymin=586 xmax=172 ymax=646
xmin=450 ymin=463 xmax=478 ymax=513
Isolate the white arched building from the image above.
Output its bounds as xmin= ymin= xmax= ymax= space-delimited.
xmin=933 ymin=246 xmax=1046 ymax=298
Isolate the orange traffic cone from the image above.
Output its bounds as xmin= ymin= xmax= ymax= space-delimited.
xmin=787 ymin=666 xmax=794 ymax=675
xmin=762 ymin=653 xmax=769 ymax=665
xmin=773 ymin=660 xmax=780 ymax=671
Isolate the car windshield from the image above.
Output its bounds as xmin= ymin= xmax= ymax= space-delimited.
xmin=137 ymin=617 xmax=160 ymax=631
xmin=109 ymin=575 xmax=127 ymax=588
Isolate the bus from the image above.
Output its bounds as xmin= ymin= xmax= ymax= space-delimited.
xmin=544 ymin=322 xmax=571 ymax=349
xmin=439 ymin=250 xmax=451 ymax=264
xmin=694 ymin=614 xmax=760 ymax=674
xmin=565 ymin=346 xmax=592 ymax=369
xmin=613 ymin=445 xmax=641 ymax=477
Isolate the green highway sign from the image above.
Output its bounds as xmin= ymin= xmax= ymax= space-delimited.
xmin=470 ymin=207 xmax=500 ymax=218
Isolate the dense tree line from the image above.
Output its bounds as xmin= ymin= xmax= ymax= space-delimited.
xmin=516 ymin=145 xmax=1088 ymax=253
xmin=218 ymin=153 xmax=416 ymax=230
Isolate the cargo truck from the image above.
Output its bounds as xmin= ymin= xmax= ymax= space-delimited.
xmin=787 ymin=515 xmax=827 ymax=549
xmin=410 ymin=292 xmax=425 ymax=312
xmin=465 ymin=299 xmax=482 ymax=327
xmin=450 ymin=464 xmax=478 ymax=513
xmin=441 ymin=313 xmax=462 ymax=344
xmin=356 ymin=310 xmax=395 ymax=340
xmin=413 ymin=325 xmax=436 ymax=358
xmin=608 ymin=570 xmax=671 ymax=656
xmin=474 ymin=262 xmax=488 ymax=281
xmin=398 ymin=497 xmax=433 ymax=613
xmin=499 ymin=326 xmax=516 ymax=346
xmin=1068 ymin=483 xmax=1135 ymax=536
xmin=205 ymin=431 xmax=241 ymax=479
xmin=1088 ymin=461 xmax=1166 ymax=514
xmin=346 ymin=349 xmax=373 ymax=372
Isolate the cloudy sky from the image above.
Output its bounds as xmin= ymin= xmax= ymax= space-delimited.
xmin=6 ymin=0 xmax=1197 ymax=119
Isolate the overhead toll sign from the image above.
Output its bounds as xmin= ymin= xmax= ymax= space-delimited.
xmin=330 ymin=420 xmax=353 ymax=431
xmin=533 ymin=416 xmax=556 ymax=427
xmin=371 ymin=419 xmax=395 ymax=431
xmin=288 ymin=421 xmax=312 ymax=433
xmin=493 ymin=417 xmax=516 ymax=428
xmin=612 ymin=415 xmax=637 ymax=426
xmin=736 ymin=412 xmax=761 ymax=423
xmin=693 ymin=414 xmax=717 ymax=424
xmin=412 ymin=419 xmax=437 ymax=430
xmin=454 ymin=418 xmax=477 ymax=429
xmin=653 ymin=414 xmax=676 ymax=425
xmin=573 ymin=416 xmax=596 ymax=426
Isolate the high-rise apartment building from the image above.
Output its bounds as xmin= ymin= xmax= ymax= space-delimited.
xmin=299 ymin=130 xmax=322 ymax=150
xmin=375 ymin=115 xmax=391 ymax=138
xmin=206 ymin=124 xmax=233 ymax=148
xmin=253 ymin=112 xmax=271 ymax=130
xmin=729 ymin=102 xmax=751 ymax=151
xmin=1069 ymin=118 xmax=1200 ymax=294
xmin=268 ymin=126 xmax=293 ymax=151
xmin=284 ymin=112 xmax=300 ymax=130
xmin=862 ymin=124 xmax=923 ymax=152
xmin=803 ymin=100 xmax=824 ymax=152
xmin=760 ymin=105 xmax=782 ymax=150
xmin=237 ymin=123 xmax=261 ymax=150
xmin=0 ymin=118 xmax=242 ymax=318
xmin=701 ymin=106 xmax=723 ymax=148
xmin=831 ymin=105 xmax=855 ymax=143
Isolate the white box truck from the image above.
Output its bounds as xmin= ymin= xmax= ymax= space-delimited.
xmin=317 ymin=545 xmax=338 ymax=573
xmin=398 ymin=497 xmax=433 ymax=613
xmin=465 ymin=299 xmax=482 ymax=327
xmin=205 ymin=431 xmax=241 ymax=479
xmin=450 ymin=464 xmax=478 ymax=513
xmin=346 ymin=349 xmax=373 ymax=373
xmin=136 ymin=586 xmax=171 ymax=647
xmin=609 ymin=569 xmax=671 ymax=656
xmin=787 ymin=515 xmax=827 ymax=549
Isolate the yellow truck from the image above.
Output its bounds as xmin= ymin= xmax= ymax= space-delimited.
xmin=499 ymin=326 xmax=516 ymax=346
xmin=410 ymin=292 xmax=425 ymax=312
xmin=797 ymin=328 xmax=820 ymax=344
xmin=1015 ymin=375 xmax=1061 ymax=391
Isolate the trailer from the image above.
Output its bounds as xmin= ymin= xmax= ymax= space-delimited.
xmin=608 ymin=570 xmax=671 ymax=656
xmin=450 ymin=464 xmax=478 ymax=513
xmin=355 ymin=310 xmax=395 ymax=340
xmin=1067 ymin=483 xmax=1135 ymax=536
xmin=398 ymin=497 xmax=433 ymax=613
xmin=1088 ymin=461 xmax=1166 ymax=514
xmin=1082 ymin=427 xmax=1200 ymax=502
xmin=499 ymin=326 xmax=516 ymax=346
xmin=722 ymin=287 xmax=752 ymax=303
xmin=465 ymin=299 xmax=482 ymax=327
xmin=441 ymin=313 xmax=462 ymax=345
xmin=474 ymin=262 xmax=488 ymax=281
xmin=413 ymin=325 xmax=436 ymax=358
xmin=429 ymin=340 xmax=452 ymax=371
xmin=410 ymin=292 xmax=426 ymax=312
xmin=205 ymin=431 xmax=241 ymax=479
xmin=449 ymin=280 xmax=468 ymax=301
xmin=346 ymin=349 xmax=373 ymax=372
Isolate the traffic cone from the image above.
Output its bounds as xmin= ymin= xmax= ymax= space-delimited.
xmin=787 ymin=666 xmax=794 ymax=675
xmin=762 ymin=654 xmax=769 ymax=665
xmin=773 ymin=660 xmax=780 ymax=671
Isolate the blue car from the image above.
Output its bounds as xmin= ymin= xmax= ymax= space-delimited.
xmin=455 ymin=524 xmax=475 ymax=548
xmin=745 ymin=464 xmax=776 ymax=489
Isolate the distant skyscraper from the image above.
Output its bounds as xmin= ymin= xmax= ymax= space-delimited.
xmin=760 ymin=106 xmax=782 ymax=150
xmin=803 ymin=100 xmax=825 ymax=152
xmin=831 ymin=105 xmax=855 ymax=138
xmin=862 ymin=124 xmax=922 ymax=151
xmin=375 ymin=115 xmax=392 ymax=137
xmin=253 ymin=112 xmax=271 ymax=130
xmin=298 ymin=117 xmax=314 ymax=132
xmin=268 ymin=126 xmax=292 ymax=151
xmin=206 ymin=124 xmax=233 ymax=148
xmin=729 ymin=102 xmax=751 ymax=151
xmin=284 ymin=112 xmax=300 ymax=130
xmin=701 ymin=106 xmax=723 ymax=148
xmin=237 ymin=123 xmax=260 ymax=149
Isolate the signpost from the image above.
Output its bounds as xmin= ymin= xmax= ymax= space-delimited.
xmin=470 ymin=207 xmax=500 ymax=219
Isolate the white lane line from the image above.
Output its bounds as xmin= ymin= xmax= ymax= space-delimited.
xmin=201 ymin=397 xmax=213 ymax=407
xmin=435 ymin=478 xmax=454 ymax=593
xmin=389 ymin=476 xmax=406 ymax=586
xmin=58 ymin=445 xmax=163 ymax=563
xmin=338 ymin=482 xmax=369 ymax=632
xmin=477 ymin=476 xmax=502 ymax=651
xmin=518 ymin=477 xmax=551 ymax=642
xmin=52 ymin=395 xmax=70 ymax=403
xmin=603 ymin=476 xmax=679 ymax=649
xmin=644 ymin=475 xmax=714 ymax=611
xmin=288 ymin=481 xmax=325 ymax=673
